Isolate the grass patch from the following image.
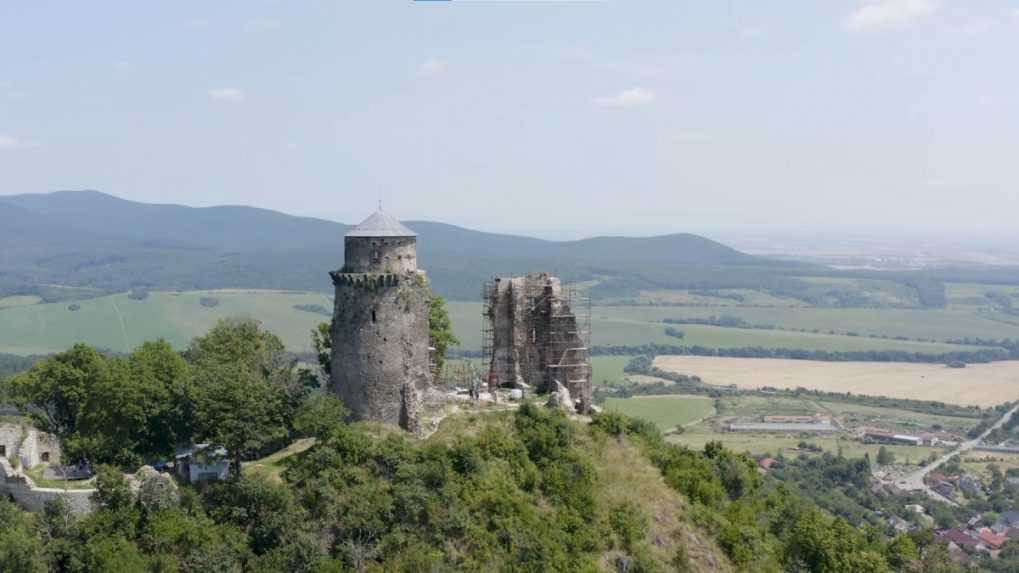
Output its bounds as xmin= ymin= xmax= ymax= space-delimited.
xmin=591 ymin=355 xmax=634 ymax=387
xmin=603 ymin=395 xmax=716 ymax=431
xmin=243 ymin=438 xmax=316 ymax=482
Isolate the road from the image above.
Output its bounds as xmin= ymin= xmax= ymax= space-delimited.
xmin=896 ymin=403 xmax=1019 ymax=504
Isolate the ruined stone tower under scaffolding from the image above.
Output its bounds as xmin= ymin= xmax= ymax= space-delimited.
xmin=482 ymin=273 xmax=593 ymax=413
xmin=329 ymin=210 xmax=432 ymax=432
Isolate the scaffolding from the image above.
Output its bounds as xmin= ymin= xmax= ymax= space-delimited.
xmin=481 ymin=279 xmax=497 ymax=391
xmin=542 ymin=284 xmax=592 ymax=409
xmin=480 ymin=274 xmax=592 ymax=410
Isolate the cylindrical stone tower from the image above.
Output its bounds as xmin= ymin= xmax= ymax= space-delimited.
xmin=329 ymin=210 xmax=432 ymax=431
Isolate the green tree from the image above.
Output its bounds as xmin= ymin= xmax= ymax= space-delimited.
xmin=876 ymin=446 xmax=895 ymax=466
xmin=80 ymin=340 xmax=194 ymax=465
xmin=0 ymin=498 xmax=45 ymax=573
xmin=293 ymin=393 xmax=348 ymax=440
xmin=311 ymin=321 xmax=332 ymax=378
xmin=428 ymin=296 xmax=459 ymax=374
xmin=189 ymin=320 xmax=293 ymax=477
xmin=9 ymin=344 xmax=107 ymax=439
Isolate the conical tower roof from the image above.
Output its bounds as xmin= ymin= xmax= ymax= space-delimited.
xmin=345 ymin=210 xmax=417 ymax=238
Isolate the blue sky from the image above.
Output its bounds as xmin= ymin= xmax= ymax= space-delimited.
xmin=1 ymin=1 xmax=1017 ymax=240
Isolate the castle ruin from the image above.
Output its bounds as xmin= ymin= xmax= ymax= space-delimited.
xmin=482 ymin=273 xmax=593 ymax=413
xmin=329 ymin=210 xmax=433 ymax=432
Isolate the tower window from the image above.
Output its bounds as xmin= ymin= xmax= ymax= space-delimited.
xmin=372 ymin=309 xmax=377 ymax=323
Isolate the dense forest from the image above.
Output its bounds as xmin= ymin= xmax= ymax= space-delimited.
xmin=0 ymin=320 xmax=964 ymax=572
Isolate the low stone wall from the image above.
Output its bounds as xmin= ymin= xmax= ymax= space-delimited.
xmin=0 ymin=458 xmax=94 ymax=515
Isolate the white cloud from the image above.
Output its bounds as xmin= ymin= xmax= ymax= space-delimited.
xmin=114 ymin=61 xmax=133 ymax=72
xmin=208 ymin=88 xmax=246 ymax=102
xmin=845 ymin=0 xmax=937 ymax=32
xmin=0 ymin=135 xmax=20 ymax=149
xmin=417 ymin=59 xmax=447 ymax=76
xmin=593 ymin=87 xmax=656 ymax=108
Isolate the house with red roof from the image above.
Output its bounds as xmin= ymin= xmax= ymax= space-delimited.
xmin=978 ymin=529 xmax=1008 ymax=550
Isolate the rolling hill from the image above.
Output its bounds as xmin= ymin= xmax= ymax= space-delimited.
xmin=0 ymin=190 xmax=791 ymax=300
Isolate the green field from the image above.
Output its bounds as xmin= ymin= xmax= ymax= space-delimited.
xmin=447 ymin=301 xmax=980 ymax=354
xmin=0 ymin=290 xmax=334 ymax=354
xmin=592 ymin=304 xmax=1019 ymax=343
xmin=590 ymin=355 xmax=634 ymax=386
xmin=604 ymin=395 xmax=716 ymax=431
xmin=3 ymin=284 xmax=1016 ymax=357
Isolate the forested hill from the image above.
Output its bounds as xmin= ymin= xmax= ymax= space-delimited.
xmin=0 ymin=190 xmax=792 ymax=300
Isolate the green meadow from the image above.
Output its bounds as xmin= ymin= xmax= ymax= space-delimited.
xmin=603 ymin=395 xmax=716 ymax=431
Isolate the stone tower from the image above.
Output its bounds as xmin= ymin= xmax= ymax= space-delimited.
xmin=329 ymin=210 xmax=432 ymax=431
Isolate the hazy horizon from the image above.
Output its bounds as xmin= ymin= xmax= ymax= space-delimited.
xmin=2 ymin=1 xmax=1018 ymax=240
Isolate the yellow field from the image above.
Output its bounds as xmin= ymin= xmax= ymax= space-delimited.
xmin=654 ymin=356 xmax=1019 ymax=407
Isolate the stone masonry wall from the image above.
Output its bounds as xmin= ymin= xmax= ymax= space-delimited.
xmin=0 ymin=422 xmax=63 ymax=469
xmin=330 ymin=271 xmax=432 ymax=430
xmin=486 ymin=273 xmax=592 ymax=412
xmin=0 ymin=458 xmax=93 ymax=515
xmin=344 ymin=237 xmax=417 ymax=274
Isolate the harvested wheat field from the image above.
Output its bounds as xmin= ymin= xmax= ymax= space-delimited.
xmin=654 ymin=356 xmax=1019 ymax=407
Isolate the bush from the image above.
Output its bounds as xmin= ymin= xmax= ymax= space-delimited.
xmin=68 ymin=303 xmax=81 ymax=312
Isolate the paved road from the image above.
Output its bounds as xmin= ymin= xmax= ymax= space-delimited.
xmin=896 ymin=403 xmax=1019 ymax=504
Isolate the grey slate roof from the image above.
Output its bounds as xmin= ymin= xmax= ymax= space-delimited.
xmin=345 ymin=210 xmax=417 ymax=238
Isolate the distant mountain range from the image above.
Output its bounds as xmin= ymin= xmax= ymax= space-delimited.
xmin=0 ymin=190 xmax=797 ymax=300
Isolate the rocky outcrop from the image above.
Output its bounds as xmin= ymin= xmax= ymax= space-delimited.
xmin=546 ymin=380 xmax=576 ymax=414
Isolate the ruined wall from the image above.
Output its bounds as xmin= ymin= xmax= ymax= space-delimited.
xmin=329 ymin=271 xmax=432 ymax=431
xmin=344 ymin=236 xmax=418 ymax=274
xmin=0 ymin=422 xmax=63 ymax=469
xmin=0 ymin=458 xmax=93 ymax=515
xmin=486 ymin=273 xmax=592 ymax=413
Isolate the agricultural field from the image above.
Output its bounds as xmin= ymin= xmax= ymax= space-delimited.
xmin=712 ymin=394 xmax=982 ymax=434
xmin=590 ymin=355 xmax=634 ymax=387
xmin=0 ymin=290 xmax=334 ymax=354
xmin=654 ymin=356 xmax=1019 ymax=407
xmin=659 ymin=393 xmax=976 ymax=460
xmin=626 ymin=288 xmax=806 ymax=307
xmin=593 ymin=304 xmax=1019 ymax=343
xmin=4 ymin=281 xmax=1019 ymax=357
xmin=603 ymin=395 xmax=716 ymax=431
xmin=960 ymin=452 xmax=1019 ymax=483
xmin=668 ymin=424 xmax=943 ymax=462
xmin=449 ymin=302 xmax=979 ymax=354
